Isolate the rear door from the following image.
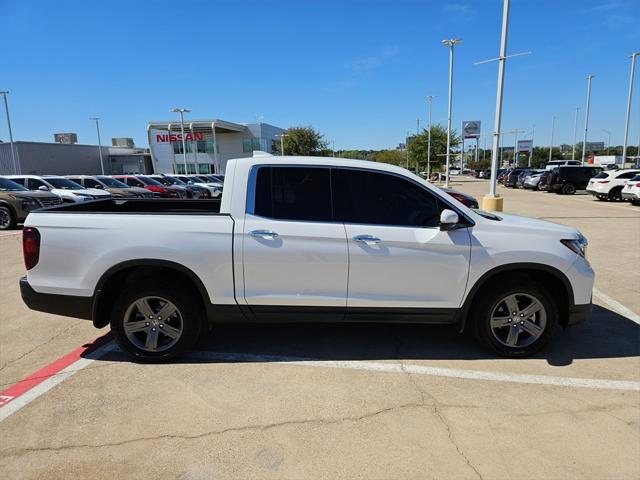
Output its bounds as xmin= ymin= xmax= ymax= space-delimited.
xmin=242 ymin=165 xmax=349 ymax=320
xmin=332 ymin=168 xmax=471 ymax=316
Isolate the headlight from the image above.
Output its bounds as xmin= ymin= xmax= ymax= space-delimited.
xmin=75 ymin=193 xmax=95 ymax=200
xmin=561 ymin=233 xmax=588 ymax=258
xmin=20 ymin=197 xmax=40 ymax=209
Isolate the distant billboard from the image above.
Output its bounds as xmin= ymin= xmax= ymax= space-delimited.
xmin=462 ymin=120 xmax=481 ymax=138
xmin=517 ymin=140 xmax=533 ymax=153
xmin=54 ymin=133 xmax=78 ymax=144
xmin=585 ymin=141 xmax=605 ymax=151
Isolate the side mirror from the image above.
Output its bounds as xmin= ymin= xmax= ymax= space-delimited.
xmin=439 ymin=209 xmax=460 ymax=231
xmin=187 ymin=181 xmax=194 ymax=184
xmin=94 ymin=184 xmax=104 ymax=189
xmin=37 ymin=185 xmax=49 ymax=191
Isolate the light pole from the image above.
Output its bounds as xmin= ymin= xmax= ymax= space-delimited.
xmin=425 ymin=95 xmax=436 ymax=178
xmin=332 ymin=140 xmax=335 ymax=157
xmin=549 ymin=115 xmax=556 ymax=162
xmin=442 ymin=38 xmax=462 ymax=188
xmin=601 ymin=129 xmax=612 ymax=154
xmin=582 ymin=75 xmax=595 ymax=166
xmin=0 ymin=91 xmax=19 ymax=174
xmin=275 ymin=133 xmax=289 ymax=157
xmin=170 ymin=107 xmax=191 ymax=173
xmin=405 ymin=132 xmax=410 ymax=170
xmin=572 ymin=106 xmax=580 ymax=161
xmin=622 ymin=52 xmax=640 ymax=165
xmin=528 ymin=124 xmax=535 ymax=167
xmin=89 ymin=117 xmax=105 ymax=175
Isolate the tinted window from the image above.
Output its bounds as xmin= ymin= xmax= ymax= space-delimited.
xmin=593 ymin=171 xmax=610 ymax=179
xmin=333 ymin=169 xmax=443 ymax=228
xmin=0 ymin=177 xmax=28 ymax=191
xmin=253 ymin=166 xmax=332 ymax=222
xmin=27 ymin=178 xmax=47 ymax=190
xmin=84 ymin=178 xmax=102 ymax=188
xmin=10 ymin=177 xmax=25 ymax=186
xmin=618 ymin=171 xmax=640 ymax=179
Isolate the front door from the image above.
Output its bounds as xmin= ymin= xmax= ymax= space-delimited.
xmin=332 ymin=168 xmax=471 ymax=320
xmin=242 ymin=165 xmax=349 ymax=320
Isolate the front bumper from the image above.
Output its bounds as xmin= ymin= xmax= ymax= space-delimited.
xmin=20 ymin=277 xmax=93 ymax=320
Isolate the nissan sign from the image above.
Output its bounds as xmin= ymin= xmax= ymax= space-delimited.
xmin=462 ymin=121 xmax=481 ymax=138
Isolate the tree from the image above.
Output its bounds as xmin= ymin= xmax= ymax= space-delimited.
xmin=277 ymin=126 xmax=328 ymax=156
xmin=407 ymin=124 xmax=460 ymax=173
xmin=373 ymin=149 xmax=406 ymax=166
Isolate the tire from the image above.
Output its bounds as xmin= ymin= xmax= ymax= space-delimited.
xmin=471 ymin=278 xmax=558 ymax=358
xmin=0 ymin=205 xmax=16 ymax=230
xmin=608 ymin=187 xmax=623 ymax=201
xmin=110 ymin=281 xmax=203 ymax=362
xmin=561 ymin=183 xmax=576 ymax=195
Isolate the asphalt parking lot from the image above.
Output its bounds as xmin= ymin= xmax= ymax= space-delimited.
xmin=1 ymin=179 xmax=639 ymax=480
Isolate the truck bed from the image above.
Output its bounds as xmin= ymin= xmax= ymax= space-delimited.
xmin=39 ymin=198 xmax=222 ymax=215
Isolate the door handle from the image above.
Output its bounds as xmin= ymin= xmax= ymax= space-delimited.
xmin=353 ymin=234 xmax=381 ymax=244
xmin=249 ymin=229 xmax=279 ymax=239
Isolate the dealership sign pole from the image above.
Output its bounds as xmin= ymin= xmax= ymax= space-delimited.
xmin=581 ymin=75 xmax=594 ymax=166
xmin=622 ymin=52 xmax=639 ymax=165
xmin=89 ymin=117 xmax=104 ymax=175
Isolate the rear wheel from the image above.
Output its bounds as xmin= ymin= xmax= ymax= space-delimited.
xmin=0 ymin=206 xmax=16 ymax=230
xmin=608 ymin=187 xmax=623 ymax=201
xmin=561 ymin=183 xmax=576 ymax=195
xmin=110 ymin=282 xmax=202 ymax=362
xmin=472 ymin=279 xmax=558 ymax=357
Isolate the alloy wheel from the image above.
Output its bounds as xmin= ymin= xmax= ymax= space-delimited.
xmin=0 ymin=209 xmax=10 ymax=229
xmin=489 ymin=293 xmax=547 ymax=348
xmin=123 ymin=296 xmax=184 ymax=352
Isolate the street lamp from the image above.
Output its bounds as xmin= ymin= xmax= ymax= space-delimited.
xmin=549 ymin=115 xmax=556 ymax=163
xmin=425 ymin=95 xmax=436 ymax=178
xmin=622 ymin=52 xmax=640 ymax=165
xmin=0 ymin=90 xmax=19 ymax=174
xmin=582 ymin=75 xmax=595 ymax=166
xmin=601 ymin=129 xmax=612 ymax=154
xmin=442 ymin=38 xmax=462 ymax=188
xmin=275 ymin=133 xmax=289 ymax=157
xmin=89 ymin=117 xmax=104 ymax=175
xmin=170 ymin=107 xmax=191 ymax=174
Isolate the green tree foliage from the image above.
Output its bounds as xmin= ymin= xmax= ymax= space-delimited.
xmin=277 ymin=126 xmax=329 ymax=156
xmin=407 ymin=124 xmax=460 ymax=172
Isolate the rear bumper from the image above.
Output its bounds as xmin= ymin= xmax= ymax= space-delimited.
xmin=567 ymin=302 xmax=591 ymax=327
xmin=20 ymin=277 xmax=93 ymax=320
xmin=621 ymin=192 xmax=638 ymax=201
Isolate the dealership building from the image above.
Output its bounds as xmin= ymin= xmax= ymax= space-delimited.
xmin=147 ymin=120 xmax=284 ymax=174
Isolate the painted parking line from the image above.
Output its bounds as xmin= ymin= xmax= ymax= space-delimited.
xmin=593 ymin=288 xmax=640 ymax=325
xmin=189 ymin=351 xmax=640 ymax=392
xmin=0 ymin=334 xmax=115 ymax=422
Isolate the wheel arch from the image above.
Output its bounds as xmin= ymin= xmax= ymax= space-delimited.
xmin=457 ymin=263 xmax=574 ymax=332
xmin=92 ymin=259 xmax=211 ymax=328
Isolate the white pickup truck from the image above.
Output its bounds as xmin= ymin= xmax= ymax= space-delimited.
xmin=20 ymin=155 xmax=594 ymax=361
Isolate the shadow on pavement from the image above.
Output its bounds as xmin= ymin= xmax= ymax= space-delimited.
xmin=97 ymin=304 xmax=638 ymax=366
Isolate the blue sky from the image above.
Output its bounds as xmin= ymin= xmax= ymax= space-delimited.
xmin=1 ymin=0 xmax=639 ymax=150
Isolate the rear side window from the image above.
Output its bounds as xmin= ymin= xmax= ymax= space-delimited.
xmin=593 ymin=171 xmax=609 ymax=179
xmin=27 ymin=178 xmax=47 ymax=190
xmin=253 ymin=166 xmax=332 ymax=222
xmin=10 ymin=177 xmax=25 ymax=186
xmin=333 ymin=168 xmax=443 ymax=228
xmin=617 ymin=171 xmax=640 ymax=179
xmin=84 ymin=178 xmax=102 ymax=188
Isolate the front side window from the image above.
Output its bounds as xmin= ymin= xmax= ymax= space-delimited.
xmin=332 ymin=169 xmax=443 ymax=228
xmin=252 ymin=166 xmax=332 ymax=222
xmin=27 ymin=178 xmax=47 ymax=190
xmin=0 ymin=177 xmax=28 ymax=191
xmin=84 ymin=178 xmax=102 ymax=188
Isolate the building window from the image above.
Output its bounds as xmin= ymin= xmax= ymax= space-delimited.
xmin=173 ymin=142 xmax=193 ymax=154
xmin=243 ymin=138 xmax=264 ymax=153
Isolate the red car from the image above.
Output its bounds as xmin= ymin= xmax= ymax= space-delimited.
xmin=440 ymin=187 xmax=479 ymax=209
xmin=113 ymin=175 xmax=186 ymax=198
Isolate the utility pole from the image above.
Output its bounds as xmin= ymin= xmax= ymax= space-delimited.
xmin=0 ymin=91 xmax=19 ymax=174
xmin=89 ymin=117 xmax=105 ymax=175
xmin=582 ymin=75 xmax=595 ymax=166
xmin=442 ymin=38 xmax=462 ymax=188
xmin=426 ymin=95 xmax=435 ymax=178
xmin=170 ymin=107 xmax=191 ymax=173
xmin=549 ymin=115 xmax=556 ymax=163
xmin=572 ymin=106 xmax=580 ymax=161
xmin=622 ymin=52 xmax=639 ymax=165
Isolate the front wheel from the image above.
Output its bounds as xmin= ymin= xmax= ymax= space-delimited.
xmin=0 ymin=206 xmax=16 ymax=230
xmin=562 ymin=183 xmax=576 ymax=195
xmin=608 ymin=187 xmax=623 ymax=201
xmin=472 ymin=280 xmax=558 ymax=357
xmin=110 ymin=282 xmax=202 ymax=362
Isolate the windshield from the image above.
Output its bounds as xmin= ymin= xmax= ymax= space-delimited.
xmin=96 ymin=176 xmax=128 ymax=188
xmin=193 ymin=176 xmax=211 ymax=183
xmin=162 ymin=176 xmax=186 ymax=186
xmin=174 ymin=176 xmax=191 ymax=183
xmin=593 ymin=172 xmax=609 ymax=179
xmin=0 ymin=177 xmax=29 ymax=191
xmin=149 ymin=176 xmax=172 ymax=186
xmin=45 ymin=177 xmax=84 ymax=190
xmin=137 ymin=176 xmax=163 ymax=186
xmin=471 ymin=209 xmax=502 ymax=221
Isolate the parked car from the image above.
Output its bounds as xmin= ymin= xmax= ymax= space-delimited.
xmin=440 ymin=187 xmax=479 ymax=209
xmin=6 ymin=175 xmax=112 ymax=203
xmin=547 ymin=166 xmax=603 ymax=195
xmin=175 ymin=175 xmax=223 ymax=198
xmin=503 ymin=168 xmax=530 ymax=188
xmin=497 ymin=168 xmax=511 ymax=184
xmin=113 ymin=175 xmax=186 ymax=198
xmin=545 ymin=160 xmax=582 ymax=170
xmin=0 ymin=176 xmax=62 ymax=230
xmin=516 ymin=170 xmax=531 ymax=189
xmin=523 ymin=171 xmax=544 ymax=190
xmin=66 ymin=175 xmax=154 ymax=198
xmin=537 ymin=171 xmax=551 ymax=191
xmin=20 ymin=155 xmax=593 ymax=361
xmin=621 ymin=174 xmax=640 ymax=206
xmin=149 ymin=175 xmax=209 ymax=199
xmin=586 ymin=169 xmax=640 ymax=201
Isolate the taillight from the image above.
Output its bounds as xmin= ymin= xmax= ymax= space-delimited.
xmin=23 ymin=227 xmax=41 ymax=270
xmin=598 ymin=180 xmax=610 ymax=184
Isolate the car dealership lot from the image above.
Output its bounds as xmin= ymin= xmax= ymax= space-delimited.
xmin=1 ymin=179 xmax=639 ymax=480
